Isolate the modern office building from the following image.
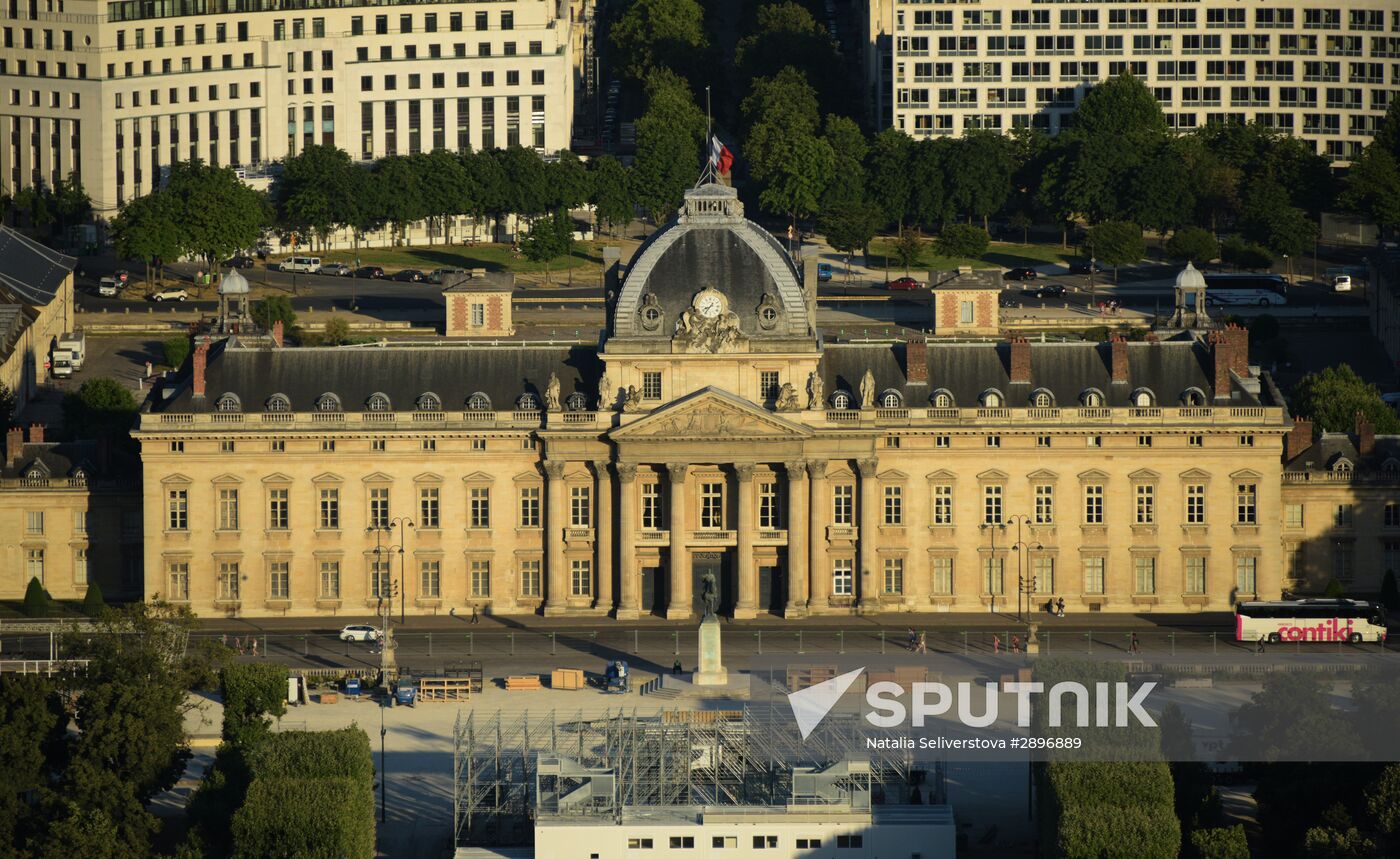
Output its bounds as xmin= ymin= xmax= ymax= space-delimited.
xmin=0 ymin=0 xmax=578 ymax=214
xmin=871 ymin=0 xmax=1398 ymax=162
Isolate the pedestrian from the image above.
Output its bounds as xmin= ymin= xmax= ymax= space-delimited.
xmin=1130 ymin=632 xmax=1140 ymax=654
xmin=144 ymin=360 xmax=153 ymax=379
xmin=1255 ymin=634 xmax=1266 ymax=654
xmin=234 ymin=635 xmax=244 ymax=655
xmin=220 ymin=633 xmax=228 ymax=648
xmin=1011 ymin=635 xmax=1021 ymax=654
xmin=907 ymin=627 xmax=917 ymax=652
xmin=672 ymin=658 xmax=683 ymax=676
xmin=992 ymin=634 xmax=1001 ymax=655
xmin=917 ymin=632 xmax=928 ymax=654
xmin=1056 ymin=597 xmax=1066 ymax=618
xmin=470 ymin=604 xmax=479 ymax=625
xmin=251 ymin=637 xmax=259 ymax=657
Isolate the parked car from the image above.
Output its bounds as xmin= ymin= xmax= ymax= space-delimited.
xmin=318 ymin=262 xmax=352 ymax=277
xmin=1333 ymin=274 xmax=1353 ymax=292
xmin=255 ymin=244 xmax=273 ymax=260
xmin=97 ymin=277 xmax=119 ymax=296
xmin=1069 ymin=260 xmax=1103 ymax=275
xmin=353 ymin=266 xmax=385 ymax=279
xmin=1028 ymin=284 xmax=1067 ymax=299
xmin=149 ymin=288 xmax=188 ymax=302
xmin=816 ymin=263 xmax=833 ymax=282
xmin=338 ymin=625 xmax=381 ymax=642
xmin=392 ymin=269 xmax=425 ymax=283
xmin=888 ymin=276 xmax=921 ymax=291
xmin=427 ymin=267 xmax=467 ymax=284
xmin=279 ymin=256 xmax=321 ymax=273
xmin=223 ymin=255 xmax=256 ymax=269
xmin=1002 ymin=267 xmax=1037 ymax=281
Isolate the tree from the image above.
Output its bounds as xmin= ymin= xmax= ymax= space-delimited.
xmin=109 ymin=192 xmax=183 ymax=288
xmin=22 ymin=577 xmax=52 ymax=617
xmin=370 ymin=156 xmax=425 ymax=244
xmin=522 ymin=208 xmax=574 ymax=283
xmin=1008 ymin=210 xmax=1034 ymax=244
xmin=865 ymin=128 xmax=912 ymax=230
xmin=1190 ymin=826 xmax=1250 ymax=859
xmin=1368 ymin=763 xmax=1400 ymax=835
xmin=272 ymin=146 xmax=361 ymax=250
xmin=947 ymin=131 xmax=1015 ymax=229
xmin=631 ymin=69 xmax=705 ymax=225
xmin=734 ymin=2 xmax=853 ymax=117
xmin=250 ymin=295 xmax=297 ymax=333
xmin=1074 ymin=72 xmax=1169 ymax=141
xmin=163 ymin=336 xmax=191 ymax=370
xmin=589 ymin=155 xmax=634 ymax=236
xmin=62 ymin=377 xmax=138 ymax=441
xmin=820 ymin=201 xmax=881 ymax=280
xmin=936 ymin=224 xmax=990 ymax=259
xmin=1165 ymin=227 xmax=1220 ymax=265
xmin=81 ymin=583 xmax=108 ymax=617
xmin=1339 ymin=145 xmax=1400 ymax=232
xmin=1220 ymin=236 xmax=1274 ymax=270
xmin=545 ymin=151 xmax=592 ymax=212
xmin=1129 ymin=144 xmax=1195 ymax=241
xmin=1085 ymin=221 xmax=1146 ymax=281
xmin=0 ymin=674 xmax=64 ymax=849
xmin=609 ymin=0 xmax=708 ymax=83
xmin=820 ymin=115 xmax=868 ymax=211
xmin=743 ymin=67 xmax=834 ymax=226
xmin=163 ymin=160 xmax=270 ymax=268
xmin=409 ymin=150 xmax=472 ymax=245
xmin=321 ymin=317 xmax=350 ymax=346
xmin=221 ymin=664 xmax=289 ymax=750
xmin=1041 ymin=761 xmax=1181 ymax=859
xmin=1290 ymin=364 xmax=1400 ymax=434
xmin=906 ymin=138 xmax=949 ymax=229
xmin=891 ymin=229 xmax=924 ymax=276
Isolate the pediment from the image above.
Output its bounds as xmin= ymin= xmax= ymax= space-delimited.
xmin=210 ymin=472 xmax=243 ymax=484
xmin=261 ymin=472 xmax=294 ymax=484
xmin=312 ymin=472 xmax=343 ymax=483
xmin=460 ymin=471 xmax=496 ymax=483
xmin=1230 ymin=469 xmax=1262 ymax=480
xmin=361 ymin=471 xmax=394 ymax=483
xmin=161 ymin=472 xmax=192 ymax=485
xmin=1128 ymin=468 xmax=1160 ymax=481
xmin=1178 ymin=468 xmax=1212 ymax=482
xmin=977 ymin=469 xmax=1008 ymax=481
xmin=1026 ymin=469 xmax=1059 ymax=481
xmin=610 ymin=387 xmax=812 ymax=441
xmin=877 ymin=469 xmax=908 ymax=481
xmin=1078 ymin=469 xmax=1109 ymax=481
xmin=925 ymin=469 xmax=958 ymax=482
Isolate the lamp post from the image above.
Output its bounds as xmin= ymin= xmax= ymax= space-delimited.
xmin=979 ymin=521 xmax=1006 ymax=614
xmin=369 ymin=518 xmax=415 ymax=625
xmin=1006 ymin=514 xmax=1043 ymax=623
xmin=379 ymin=700 xmax=387 ymax=824
xmin=366 ymin=525 xmax=401 ymax=695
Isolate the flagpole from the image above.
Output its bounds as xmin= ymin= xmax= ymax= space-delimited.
xmin=705 ymin=86 xmax=713 ymax=184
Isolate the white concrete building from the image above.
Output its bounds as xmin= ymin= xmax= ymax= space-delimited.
xmin=872 ymin=0 xmax=1399 ymax=163
xmin=0 ymin=0 xmax=578 ymax=214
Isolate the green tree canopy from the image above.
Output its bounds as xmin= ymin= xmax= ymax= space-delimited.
xmin=906 ymin=138 xmax=949 ymax=229
xmin=865 ymin=128 xmax=913 ymax=229
xmin=163 ymin=160 xmax=270 ymax=267
xmin=62 ymin=377 xmax=138 ymax=441
xmin=1190 ymin=826 xmax=1250 ymax=859
xmin=1165 ymin=227 xmax=1220 ymax=265
xmin=819 ymin=115 xmax=868 ymax=211
xmin=109 ymin=192 xmax=183 ymax=287
xmin=609 ymin=0 xmax=708 ymax=83
xmin=1085 ymin=221 xmax=1146 ymax=275
xmin=936 ymin=224 xmax=990 ymax=259
xmin=250 ymin=295 xmax=297 ymax=333
xmin=546 ymin=151 xmax=593 ymax=212
xmin=1129 ymin=142 xmax=1196 ymax=237
xmin=1290 ymin=364 xmax=1400 ymax=434
xmin=522 ymin=208 xmax=575 ymax=282
xmin=411 ymin=149 xmax=473 ymax=245
xmin=1239 ymin=176 xmax=1318 ymax=257
xmin=891 ymin=228 xmax=924 ymax=275
xmin=735 ymin=3 xmax=852 ymax=116
xmin=81 ymin=583 xmax=108 ymax=617
xmin=589 ymin=155 xmax=635 ymax=235
xmin=221 ymin=664 xmax=289 ymax=750
xmin=370 ymin=156 xmax=425 ymax=241
xmin=163 ymin=336 xmax=191 ymax=370
xmin=272 ymin=145 xmax=361 ymax=249
xmin=743 ymin=67 xmax=834 ymax=223
xmin=819 ymin=200 xmax=881 ymax=279
xmin=1339 ymin=145 xmax=1400 ymax=232
xmin=631 ymin=69 xmax=706 ymax=224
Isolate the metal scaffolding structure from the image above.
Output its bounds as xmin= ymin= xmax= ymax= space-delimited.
xmin=452 ymin=706 xmax=945 ymax=848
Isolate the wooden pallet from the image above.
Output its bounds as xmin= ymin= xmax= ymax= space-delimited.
xmin=786 ymin=665 xmax=839 ymax=692
xmin=418 ymin=677 xmax=473 ymax=703
xmin=867 ymin=666 xmax=929 ymax=687
xmin=550 ymin=668 xmax=586 ymax=690
xmin=505 ymin=674 xmax=543 ymax=691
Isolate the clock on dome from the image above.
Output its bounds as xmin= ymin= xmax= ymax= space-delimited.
xmin=693 ymin=287 xmax=726 ymax=319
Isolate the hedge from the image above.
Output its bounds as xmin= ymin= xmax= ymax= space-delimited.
xmin=1190 ymin=825 xmax=1249 ymax=859
xmin=220 ymin=663 xmax=288 ymax=747
xmin=1042 ymin=761 xmax=1181 ymax=859
xmin=231 ymin=776 xmax=374 ymax=859
xmin=249 ymin=727 xmax=374 ymax=783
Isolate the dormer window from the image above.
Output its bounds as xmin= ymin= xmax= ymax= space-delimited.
xmin=879 ymin=390 xmax=903 ymax=408
xmin=366 ymin=393 xmax=391 ymax=412
xmin=1131 ymin=388 xmax=1155 ymax=408
xmin=466 ymin=392 xmax=492 ymax=411
xmin=26 ymin=468 xmax=44 ymax=480
xmin=1030 ymin=389 xmax=1054 ymax=408
xmin=980 ymin=389 xmax=1004 ymax=408
xmin=315 ymin=393 xmax=342 ymax=412
xmin=416 ymin=393 xmax=442 ymax=411
xmin=830 ymin=390 xmax=853 ymax=410
xmin=215 ymin=393 xmax=241 ymax=412
xmin=517 ymin=392 xmax=540 ymax=411
xmin=265 ymin=394 xmax=291 ymax=412
xmin=1080 ymin=389 xmax=1104 ymax=408
xmin=931 ymin=389 xmax=955 ymax=409
xmin=1180 ymin=388 xmax=1206 ymax=407
xmin=564 ymin=392 xmax=588 ymax=412
xmin=1333 ymin=458 xmax=1354 ymax=474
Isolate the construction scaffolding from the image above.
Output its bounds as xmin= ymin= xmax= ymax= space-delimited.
xmin=452 ymin=706 xmax=945 ymax=848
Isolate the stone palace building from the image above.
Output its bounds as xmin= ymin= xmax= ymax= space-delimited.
xmin=134 ymin=184 xmax=1309 ymax=620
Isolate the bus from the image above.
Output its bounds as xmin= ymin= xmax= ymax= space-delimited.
xmin=1235 ymin=598 xmax=1387 ymax=644
xmin=1201 ymin=273 xmax=1288 ymax=307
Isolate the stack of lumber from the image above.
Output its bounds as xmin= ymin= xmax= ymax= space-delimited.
xmin=550 ymin=668 xmax=586 ymax=690
xmin=505 ymin=674 xmax=543 ymax=691
xmin=419 ymin=676 xmax=473 ymax=702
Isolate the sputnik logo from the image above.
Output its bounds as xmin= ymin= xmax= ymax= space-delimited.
xmin=787 ymin=667 xmax=866 ymax=740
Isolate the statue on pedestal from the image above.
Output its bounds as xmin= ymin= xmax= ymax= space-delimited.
xmin=859 ymin=369 xmax=876 ymax=410
xmin=807 ymin=371 xmax=824 ymax=410
xmin=775 ymin=382 xmax=800 ymax=412
xmin=544 ymin=372 xmax=561 ymax=412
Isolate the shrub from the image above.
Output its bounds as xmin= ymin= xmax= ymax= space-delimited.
xmin=1190 ymin=826 xmax=1249 ymax=859
xmin=221 ymin=664 xmax=289 ymax=748
xmin=231 ymin=776 xmax=375 ymax=859
xmin=321 ymin=317 xmax=350 ymax=347
xmin=1220 ymin=236 xmax=1274 ymax=271
xmin=22 ymin=577 xmax=53 ymax=617
xmin=936 ymin=223 xmax=991 ymax=259
xmin=1165 ymin=227 xmax=1220 ymax=265
xmin=1041 ymin=761 xmax=1180 ymax=859
xmin=1247 ymin=314 xmax=1280 ymax=343
xmin=163 ymin=336 xmax=191 ymax=370
xmin=1324 ymin=578 xmax=1345 ymax=598
xmin=249 ymin=727 xmax=374 ymax=783
xmin=81 ymin=582 xmax=108 ymax=617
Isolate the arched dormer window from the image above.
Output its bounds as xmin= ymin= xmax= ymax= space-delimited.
xmin=315 ymin=393 xmax=342 ymax=413
xmin=1332 ymin=457 xmax=1354 ymax=473
xmin=517 ymin=392 xmax=540 ymax=411
xmin=1382 ymin=458 xmax=1400 ymax=475
xmin=366 ymin=393 xmax=391 ymax=412
xmin=416 ymin=392 xmax=442 ymax=412
xmin=1080 ymin=388 xmax=1104 ymax=408
xmin=830 ymin=390 xmax=854 ymax=410
xmin=215 ymin=393 xmax=241 ymax=412
xmin=265 ymin=394 xmax=291 ymax=412
xmin=466 ymin=392 xmax=492 ymax=411
xmin=1180 ymin=388 xmax=1206 ymax=407
xmin=980 ymin=389 xmax=1004 ymax=408
xmin=879 ymin=389 xmax=903 ymax=408
xmin=1030 ymin=388 xmax=1054 ymax=408
xmin=930 ymin=389 xmax=955 ymax=409
xmin=1131 ymin=388 xmax=1156 ymax=408
xmin=564 ymin=391 xmax=589 ymax=412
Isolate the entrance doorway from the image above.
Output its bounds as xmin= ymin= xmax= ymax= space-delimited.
xmin=758 ymin=565 xmax=786 ymax=615
xmin=691 ymin=551 xmax=732 ymax=616
xmin=640 ymin=567 xmax=664 ymax=617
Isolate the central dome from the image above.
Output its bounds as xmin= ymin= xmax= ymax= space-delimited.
xmin=610 ymin=184 xmax=810 ymax=341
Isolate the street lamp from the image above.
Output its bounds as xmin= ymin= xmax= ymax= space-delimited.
xmin=379 ymin=704 xmax=388 ymax=823
xmin=1088 ymin=257 xmax=1097 ymax=301
xmin=1005 ymin=514 xmax=1043 ymax=623
xmin=369 ymin=518 xmax=415 ymax=625
xmin=979 ymin=522 xmax=1006 ymax=614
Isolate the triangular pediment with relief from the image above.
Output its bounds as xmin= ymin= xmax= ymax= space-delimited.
xmin=611 ymin=387 xmax=813 ymax=441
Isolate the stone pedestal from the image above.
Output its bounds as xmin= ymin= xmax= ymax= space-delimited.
xmin=692 ymin=615 xmax=728 ymax=686
xmin=1025 ymin=622 xmax=1041 ymax=655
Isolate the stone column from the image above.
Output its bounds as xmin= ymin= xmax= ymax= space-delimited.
xmin=542 ymin=460 xmax=568 ymax=616
xmin=615 ymin=463 xmax=640 ymax=619
xmin=734 ymin=464 xmax=757 ymax=619
xmin=666 ymin=463 xmax=691 ymax=620
xmin=807 ymin=459 xmax=829 ymax=612
xmin=784 ymin=461 xmax=809 ymax=617
xmin=857 ymin=457 xmax=880 ymax=613
xmin=594 ymin=460 xmax=613 ymax=614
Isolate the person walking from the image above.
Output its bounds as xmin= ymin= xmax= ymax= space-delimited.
xmin=1255 ymin=634 xmax=1266 ymax=654
xmin=250 ymin=637 xmax=259 ymax=657
xmin=220 ymin=633 xmax=228 ymax=649
xmin=1056 ymin=597 xmax=1066 ymax=618
xmin=917 ymin=632 xmax=928 ymax=654
xmin=1130 ymin=632 xmax=1141 ymax=655
xmin=992 ymin=634 xmax=1001 ymax=655
xmin=907 ymin=627 xmax=918 ymax=652
xmin=1011 ymin=635 xmax=1021 ymax=654
xmin=470 ymin=605 xmax=479 ymax=625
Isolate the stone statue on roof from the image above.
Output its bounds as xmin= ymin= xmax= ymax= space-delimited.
xmin=807 ymin=371 xmax=824 ymax=411
xmin=775 ymin=383 xmax=800 ymax=413
xmin=860 ymin=369 xmax=876 ymax=410
xmin=622 ymin=385 xmax=643 ymax=413
xmin=544 ymin=372 xmax=561 ymax=412
xmin=597 ymin=369 xmax=614 ymax=410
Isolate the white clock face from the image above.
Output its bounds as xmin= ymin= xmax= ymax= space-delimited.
xmin=696 ymin=294 xmax=723 ymax=318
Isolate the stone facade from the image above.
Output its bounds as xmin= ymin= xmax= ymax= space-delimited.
xmin=443 ymin=274 xmax=514 ymax=337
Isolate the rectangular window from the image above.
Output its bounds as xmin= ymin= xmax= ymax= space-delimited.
xmin=1186 ymin=484 xmax=1206 ymax=524
xmin=25 ymin=510 xmax=43 ymax=534
xmin=168 ymin=561 xmax=190 ymax=600
xmin=642 ymin=371 xmax=662 ymax=400
xmin=1336 ymin=504 xmax=1354 ymax=527
xmin=570 ymin=486 xmax=591 ymax=527
xmin=1286 ymin=504 xmax=1304 ymax=528
xmin=24 ymin=548 xmax=44 ymax=584
xmin=1185 ymin=556 xmax=1206 ymax=594
xmin=269 ymin=561 xmax=290 ymax=599
xmin=700 ymin=482 xmax=724 ymax=529
xmin=471 ymin=559 xmax=492 ymax=596
xmin=1134 ymin=556 xmax=1156 ymax=594
xmin=832 ymin=558 xmax=854 ymax=596
xmin=469 ymin=487 xmax=490 ymax=528
xmin=641 ymin=483 xmax=661 ymax=530
xmin=321 ymin=439 xmax=335 ymax=452
xmin=470 ymin=303 xmax=485 ymax=326
xmin=370 ymin=558 xmax=392 ymax=598
xmin=218 ymin=561 xmax=240 ymax=600
xmin=420 ymin=487 xmax=440 ymax=528
xmin=1135 ymin=485 xmax=1155 ymax=524
xmin=319 ymin=488 xmax=340 ymax=529
xmin=983 ymin=556 xmax=1004 ymax=594
xmin=932 ymin=556 xmax=953 ymax=594
xmin=759 ymin=370 xmax=779 ymax=400
xmin=369 ymin=487 xmax=390 ymax=528
xmin=959 ymin=300 xmax=974 ymax=324
xmin=758 ymin=481 xmax=780 ymax=529
xmin=1385 ymin=503 xmax=1399 ymax=528
xmin=319 ymin=560 xmax=340 ymax=598
xmin=1236 ymin=555 xmax=1259 ymax=593
xmin=1333 ymin=544 xmax=1353 ymax=582
xmin=73 ymin=510 xmax=88 ymax=536
xmin=1080 ymin=484 xmax=1103 ymax=526
xmin=74 ymin=548 xmax=88 ymax=585
xmin=983 ymin=485 xmax=1003 ymax=524
xmin=421 ymin=438 xmax=436 ymax=452
xmin=1235 ymin=483 xmax=1257 ymax=524
xmin=1034 ymin=485 xmax=1054 ymax=524
xmin=570 ymin=558 xmax=592 ymax=596
xmin=926 ymin=485 xmax=955 ymax=525
xmin=268 ymin=488 xmax=289 ymax=529
xmin=519 ymin=486 xmax=541 ymax=527
xmin=883 ymin=485 xmax=903 ymax=525
xmin=520 ymin=559 xmax=542 ymax=597
xmin=883 ymin=557 xmax=904 ymax=594
xmin=218 ymin=488 xmax=240 ymax=530
xmin=1082 ymin=556 xmax=1105 ymax=594
xmin=832 ymin=484 xmax=854 ymax=525
xmin=422 ymin=560 xmax=442 ymax=598
xmin=1032 ymin=555 xmax=1055 ymax=594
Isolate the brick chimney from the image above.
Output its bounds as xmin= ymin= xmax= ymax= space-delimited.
xmin=905 ymin=336 xmax=928 ymax=385
xmin=1285 ymin=417 xmax=1314 ymax=462
xmin=1210 ymin=324 xmax=1249 ymax=400
xmin=5 ymin=426 xmax=22 ymax=466
xmin=271 ymin=320 xmax=284 ymax=348
xmin=28 ymin=423 xmax=44 ymax=445
xmin=192 ymin=342 xmax=208 ymax=399
xmin=1009 ymin=337 xmax=1032 ymax=384
xmin=1357 ymin=411 xmax=1376 ymax=458
xmin=1109 ymin=334 xmax=1129 ymax=384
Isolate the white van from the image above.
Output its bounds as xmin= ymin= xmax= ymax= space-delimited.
xmin=280 ymin=256 xmax=321 ymax=273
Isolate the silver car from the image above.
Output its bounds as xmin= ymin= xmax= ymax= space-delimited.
xmin=318 ymin=263 xmax=352 ymax=277
xmin=338 ymin=624 xmax=381 ymax=642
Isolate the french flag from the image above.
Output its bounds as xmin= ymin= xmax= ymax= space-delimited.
xmin=709 ymin=135 xmax=734 ymax=176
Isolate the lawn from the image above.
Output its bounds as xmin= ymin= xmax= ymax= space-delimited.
xmin=866 ymin=237 xmax=1081 ymax=272
xmin=273 ymin=240 xmax=633 ymax=282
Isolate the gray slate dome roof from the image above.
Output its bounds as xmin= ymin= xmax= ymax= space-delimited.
xmin=219 ymin=268 xmax=250 ymax=295
xmin=611 ymin=184 xmax=808 ymax=339
xmin=1175 ymin=261 xmax=1206 ymax=291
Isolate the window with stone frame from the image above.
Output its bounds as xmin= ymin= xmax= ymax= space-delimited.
xmin=983 ymin=485 xmax=1003 ymax=525
xmin=641 ymin=482 xmax=662 ymax=530
xmin=1235 ymin=483 xmax=1257 ymax=524
xmin=570 ymin=558 xmax=592 ymax=596
xmin=758 ymin=481 xmax=780 ymax=529
xmin=1134 ymin=484 xmax=1155 ymax=525
xmin=168 ymin=561 xmax=190 ymax=600
xmin=469 ymin=558 xmax=489 ymax=597
xmin=883 ymin=485 xmax=903 ymax=526
xmin=519 ymin=485 xmax=540 ymax=527
xmin=832 ymin=484 xmax=854 ymax=525
xmin=519 ymin=558 xmax=542 ymax=596
xmin=319 ymin=487 xmax=340 ymax=528
xmin=1134 ymin=556 xmax=1156 ymax=594
xmin=1236 ymin=555 xmax=1258 ymax=593
xmin=268 ymin=560 xmax=290 ymax=599
xmin=218 ymin=560 xmax=240 ymax=600
xmin=932 ymin=485 xmax=953 ymax=525
xmin=883 ymin=557 xmax=904 ymax=594
xmin=420 ymin=559 xmax=441 ymax=597
xmin=1032 ymin=555 xmax=1055 ymax=594
xmin=369 ymin=486 xmax=390 ymax=528
xmin=370 ymin=557 xmax=392 ymax=598
xmin=983 ymin=556 xmax=1004 ymax=594
xmin=931 ymin=556 xmax=953 ymax=594
xmin=168 ymin=489 xmax=189 ymax=530
xmin=469 ymin=486 xmax=490 ymax=528
xmin=1186 ymin=484 xmax=1206 ymax=524
xmin=268 ymin=487 xmax=289 ymax=529
xmin=700 ymin=482 xmax=725 ymax=529
xmin=1034 ymin=485 xmax=1054 ymax=524
xmin=218 ymin=487 xmax=240 ymax=530
xmin=570 ymin=485 xmax=591 ymax=527
xmin=832 ymin=558 xmax=854 ymax=596
xmin=319 ymin=560 xmax=341 ymax=598
xmin=419 ymin=486 xmax=440 ymax=528
xmin=1082 ymin=556 xmax=1105 ymax=594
